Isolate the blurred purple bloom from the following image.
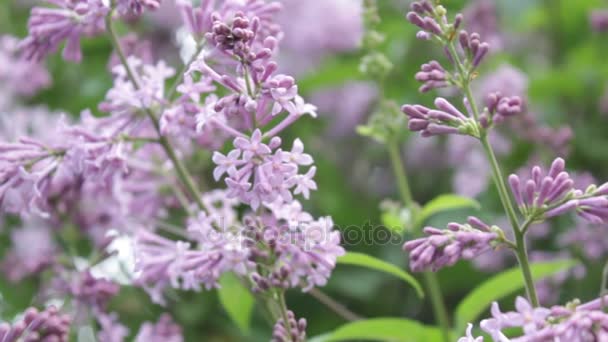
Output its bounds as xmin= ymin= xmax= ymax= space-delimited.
xmin=135 ymin=314 xmax=183 ymax=342
xmin=97 ymin=312 xmax=129 ymax=342
xmin=0 ymin=35 xmax=51 ymax=97
xmin=404 ymin=217 xmax=499 ymax=272
xmin=463 ymin=0 xmax=503 ymax=52
xmin=1 ymin=217 xmax=56 ymax=282
xmin=590 ymin=9 xmax=608 ymax=32
xmin=20 ymin=0 xmax=109 ymax=62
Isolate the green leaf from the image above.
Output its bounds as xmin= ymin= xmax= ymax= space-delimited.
xmin=415 ymin=194 xmax=480 ymax=228
xmin=308 ymin=318 xmax=442 ymax=342
xmin=455 ymin=259 xmax=578 ymax=331
xmin=337 ymin=252 xmax=423 ymax=298
xmin=218 ymin=273 xmax=255 ymax=333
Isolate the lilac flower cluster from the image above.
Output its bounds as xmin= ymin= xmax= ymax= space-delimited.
xmin=462 ymin=296 xmax=608 ymax=341
xmin=404 ymin=217 xmax=501 ymax=272
xmin=0 ymin=306 xmax=71 ymax=342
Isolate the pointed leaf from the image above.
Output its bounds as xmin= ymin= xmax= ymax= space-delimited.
xmin=415 ymin=194 xmax=480 ymax=228
xmin=218 ymin=273 xmax=255 ymax=333
xmin=308 ymin=318 xmax=442 ymax=342
xmin=338 ymin=252 xmax=423 ymax=298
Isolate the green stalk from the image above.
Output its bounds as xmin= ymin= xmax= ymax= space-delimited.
xmin=105 ymin=11 xmax=205 ymax=210
xmin=387 ymin=140 xmax=451 ymax=342
xmin=463 ymin=77 xmax=540 ymax=307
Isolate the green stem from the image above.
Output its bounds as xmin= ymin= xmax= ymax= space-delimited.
xmin=277 ymin=291 xmax=294 ymax=342
xmin=165 ymin=41 xmax=206 ymax=103
xmin=386 ymin=140 xmax=450 ymax=342
xmin=465 ymin=85 xmax=539 ymax=307
xmin=106 ymin=10 xmax=205 ymax=210
xmin=388 ymin=141 xmax=414 ymax=208
xmin=423 ymin=272 xmax=451 ymax=342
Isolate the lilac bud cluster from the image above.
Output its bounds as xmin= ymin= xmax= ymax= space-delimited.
xmin=465 ymin=296 xmax=608 ymax=341
xmin=508 ymin=158 xmax=608 ymax=223
xmin=479 ymin=92 xmax=523 ymax=127
xmin=403 ymin=217 xmax=501 ymax=272
xmin=272 ymin=310 xmax=307 ymax=342
xmin=406 ymin=1 xmax=459 ymax=41
xmin=0 ymin=306 xmax=71 ymax=342
xmin=402 ymin=97 xmax=479 ymax=137
xmin=457 ymin=31 xmax=490 ymax=69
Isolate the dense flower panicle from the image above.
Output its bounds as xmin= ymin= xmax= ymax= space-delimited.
xmin=590 ymin=9 xmax=608 ymax=32
xmin=271 ymin=310 xmax=306 ymax=342
xmin=475 ymin=296 xmax=608 ymax=341
xmin=135 ymin=314 xmax=183 ymax=342
xmin=403 ymin=216 xmax=500 ymax=272
xmin=0 ymin=306 xmax=71 ymax=342
xmin=248 ymin=200 xmax=344 ymax=291
xmin=0 ymin=35 xmax=51 ymax=98
xmin=212 ymin=131 xmax=317 ymax=209
xmin=20 ymin=0 xmax=109 ymax=62
xmin=402 ymin=97 xmax=478 ymax=137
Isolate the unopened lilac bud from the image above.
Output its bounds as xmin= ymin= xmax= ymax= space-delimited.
xmin=453 ymin=14 xmax=463 ymax=30
xmin=459 ymin=30 xmax=470 ymax=50
xmin=472 ymin=42 xmax=490 ymax=67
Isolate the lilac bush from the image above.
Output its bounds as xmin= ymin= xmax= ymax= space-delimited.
xmin=3 ymin=0 xmax=608 ymax=341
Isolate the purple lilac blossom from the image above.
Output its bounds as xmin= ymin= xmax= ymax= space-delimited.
xmin=0 ymin=306 xmax=71 ymax=342
xmin=476 ymin=296 xmax=608 ymax=341
xmin=135 ymin=314 xmax=183 ymax=342
xmin=403 ymin=217 xmax=500 ymax=272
